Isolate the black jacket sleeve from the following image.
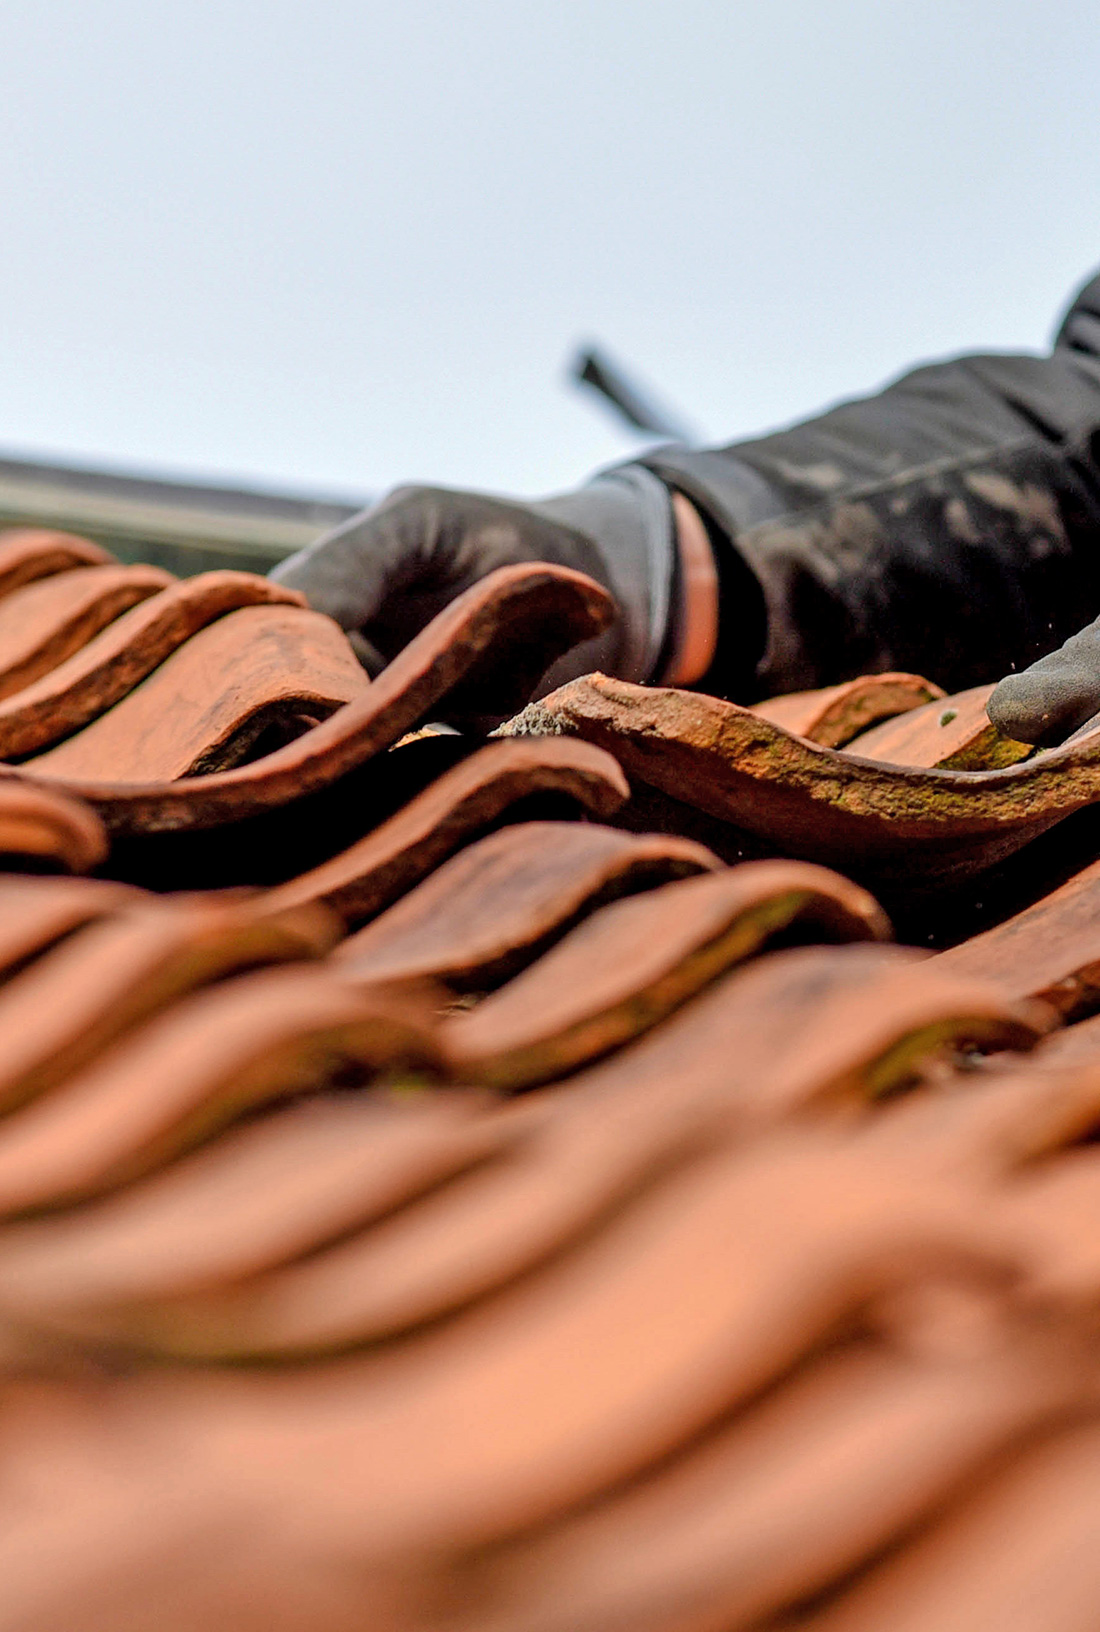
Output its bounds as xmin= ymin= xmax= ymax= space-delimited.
xmin=636 ymin=270 xmax=1100 ymax=700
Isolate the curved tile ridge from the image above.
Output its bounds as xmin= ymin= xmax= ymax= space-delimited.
xmin=0 ymin=894 xmax=339 ymax=1120
xmin=0 ymin=965 xmax=1082 ymax=1630
xmin=0 ymin=1074 xmax=1019 ymax=1371
xmin=0 ymin=1201 xmax=1081 ymax=1628
xmin=0 ymin=528 xmax=114 ymax=599
xmin=846 ymin=681 xmax=1033 ymax=770
xmin=0 ymin=965 xmax=445 ymax=1220
xmin=0 ymin=1086 xmax=509 ymax=1356
xmin=27 ymin=605 xmax=369 ymax=781
xmin=336 ymin=821 xmax=721 ymax=992
xmin=443 ymin=860 xmax=891 ymax=1091
xmin=0 ymin=993 xmax=1081 ymax=1626
xmin=0 ymin=572 xmax=309 ymax=759
xmin=503 ymin=672 xmax=1100 ymax=885
xmin=933 ymin=856 xmax=1100 ymax=1018
xmin=115 ymin=1135 xmax=1027 ymax=1522
xmin=0 ymin=784 xmax=108 ymax=874
xmin=0 ymin=876 xmax=142 ymax=977
xmin=12 ymin=562 xmax=613 ymax=835
xmin=1002 ymin=1147 xmax=1100 ymax=1312
xmin=784 ymin=1416 xmax=1100 ymax=1632
xmin=1025 ymin=1010 xmax=1100 ymax=1070
xmin=257 ymin=738 xmax=629 ymax=927
xmin=0 ymin=565 xmax=174 ymax=702
xmin=66 ymin=949 xmax=1046 ymax=1364
xmin=540 ymin=942 xmax=1045 ymax=1139
xmin=469 ymin=1320 xmax=1089 ymax=1632
xmin=0 ymin=1215 xmax=1076 ymax=1632
xmin=753 ymin=671 xmax=943 ymax=747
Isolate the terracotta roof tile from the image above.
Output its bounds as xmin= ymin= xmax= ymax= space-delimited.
xmin=27 ymin=604 xmax=367 ymax=781
xmin=934 ymin=854 xmax=1100 ymax=1016
xmin=0 ymin=895 xmax=338 ymax=1118
xmin=753 ymin=670 xmax=944 ymax=746
xmin=441 ymin=861 xmax=891 ymax=1089
xmin=0 ymin=875 xmax=140 ymax=972
xmin=258 ymin=737 xmax=630 ymax=925
xmin=0 ymin=527 xmax=114 ymax=591
xmin=0 ymin=564 xmax=173 ymax=700
xmin=0 ymin=1088 xmax=505 ymax=1329
xmin=0 ymin=965 xmax=441 ymax=1219
xmin=465 ymin=1318 xmax=1091 ymax=1632
xmin=0 ymin=782 xmax=108 ymax=872
xmin=0 ymin=571 xmax=306 ymax=758
xmin=786 ymin=1417 xmax=1100 ymax=1632
xmin=335 ymin=820 xmax=720 ymax=990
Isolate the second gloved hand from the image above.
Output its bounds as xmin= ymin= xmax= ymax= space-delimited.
xmin=269 ymin=472 xmax=676 ymax=689
xmin=988 ymin=614 xmax=1100 ymax=745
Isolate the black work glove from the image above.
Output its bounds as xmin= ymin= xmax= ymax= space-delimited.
xmin=270 ymin=470 xmax=676 ymax=691
xmin=988 ymin=617 xmax=1100 ymax=745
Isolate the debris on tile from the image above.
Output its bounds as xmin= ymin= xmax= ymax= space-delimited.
xmin=846 ymin=681 xmax=1034 ymax=770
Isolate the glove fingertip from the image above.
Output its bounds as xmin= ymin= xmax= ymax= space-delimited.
xmin=986 ymin=673 xmax=1048 ymax=743
xmin=987 ymin=669 xmax=1100 ymax=747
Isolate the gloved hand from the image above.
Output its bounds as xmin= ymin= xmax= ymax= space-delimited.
xmin=988 ymin=616 xmax=1100 ymax=745
xmin=270 ymin=469 xmax=678 ymax=691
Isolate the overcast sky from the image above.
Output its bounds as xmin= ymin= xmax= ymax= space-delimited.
xmin=0 ymin=0 xmax=1097 ymax=503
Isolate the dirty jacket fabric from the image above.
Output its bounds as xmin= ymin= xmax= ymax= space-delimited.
xmin=636 ymin=270 xmax=1100 ymax=700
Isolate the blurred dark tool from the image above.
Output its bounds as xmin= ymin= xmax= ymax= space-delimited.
xmin=571 ymin=344 xmax=697 ymax=443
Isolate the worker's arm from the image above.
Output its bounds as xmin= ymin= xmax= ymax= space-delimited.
xmin=274 ymin=270 xmax=1100 ymax=723
xmin=984 ymin=269 xmax=1100 ymax=744
xmin=636 ymin=269 xmax=1100 ymax=706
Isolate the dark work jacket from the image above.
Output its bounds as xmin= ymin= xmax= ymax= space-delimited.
xmin=637 ymin=271 xmax=1100 ymax=701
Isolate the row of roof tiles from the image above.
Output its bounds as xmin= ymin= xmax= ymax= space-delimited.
xmin=0 ymin=531 xmax=1095 ymax=1624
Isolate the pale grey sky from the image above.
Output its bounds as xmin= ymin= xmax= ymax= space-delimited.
xmin=0 ymin=0 xmax=1097 ymax=501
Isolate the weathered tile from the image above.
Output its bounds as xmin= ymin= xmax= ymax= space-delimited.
xmin=1028 ymin=1009 xmax=1100 ymax=1067
xmin=0 ymin=782 xmax=109 ymax=873
xmin=171 ymin=1138 xmax=1017 ymax=1517
xmin=0 ymin=895 xmax=338 ymax=1118
xmin=787 ymin=1417 xmax=1100 ymax=1632
xmin=933 ymin=855 xmax=1100 ymax=1017
xmin=530 ymin=942 xmax=1044 ymax=1140
xmin=465 ymin=1317 xmax=1090 ymax=1632
xmin=0 ymin=1184 xmax=1081 ymax=1632
xmin=0 ymin=1039 xmax=1083 ymax=1626
xmin=504 ymin=673 xmax=1100 ymax=886
xmin=0 ymin=875 xmax=142 ymax=977
xmin=0 ymin=1087 xmax=509 ymax=1340
xmin=14 ymin=944 xmax=1046 ymax=1363
xmin=0 ymin=527 xmax=113 ymax=597
xmin=0 ymin=536 xmax=1092 ymax=1629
